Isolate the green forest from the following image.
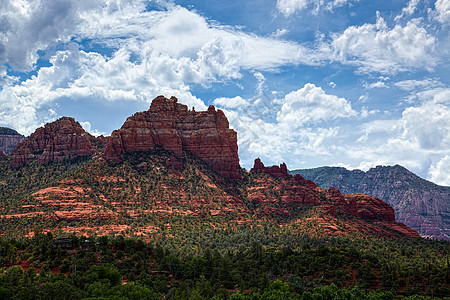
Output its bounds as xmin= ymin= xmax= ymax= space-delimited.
xmin=0 ymin=230 xmax=449 ymax=299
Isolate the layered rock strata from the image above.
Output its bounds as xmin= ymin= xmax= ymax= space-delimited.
xmin=10 ymin=117 xmax=96 ymax=168
xmin=105 ymin=96 xmax=241 ymax=180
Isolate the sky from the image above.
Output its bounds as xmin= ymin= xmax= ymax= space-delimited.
xmin=0 ymin=0 xmax=449 ymax=185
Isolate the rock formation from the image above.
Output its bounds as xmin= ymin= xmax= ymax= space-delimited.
xmin=10 ymin=117 xmax=96 ymax=168
xmin=345 ymin=193 xmax=395 ymax=221
xmin=250 ymin=158 xmax=419 ymax=237
xmin=105 ymin=96 xmax=241 ymax=180
xmin=0 ymin=127 xmax=24 ymax=155
xmin=326 ymin=187 xmax=358 ymax=217
xmin=251 ymin=158 xmax=289 ymax=178
xmin=293 ymin=165 xmax=450 ymax=240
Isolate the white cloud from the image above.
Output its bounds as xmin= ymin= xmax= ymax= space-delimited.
xmin=0 ymin=3 xmax=322 ymax=135
xmin=394 ymin=78 xmax=443 ymax=91
xmin=214 ymin=83 xmax=357 ymax=168
xmin=429 ymin=155 xmax=450 ymax=186
xmin=277 ymin=0 xmax=308 ymax=16
xmin=79 ymin=5 xmax=317 ymax=72
xmin=366 ymin=81 xmax=387 ymax=89
xmin=0 ymin=0 xmax=101 ymax=71
xmin=277 ymin=83 xmax=357 ymax=127
xmin=435 ymin=0 xmax=450 ymax=23
xmin=395 ymin=0 xmax=420 ymax=21
xmin=0 ymin=46 xmax=207 ymax=135
xmin=271 ymin=28 xmax=288 ymax=38
xmin=277 ymin=0 xmax=356 ymax=16
xmin=399 ymin=102 xmax=450 ymax=150
xmin=80 ymin=121 xmax=106 ymax=137
xmin=342 ymin=88 xmax=450 ymax=180
xmin=213 ymin=96 xmax=249 ymax=109
xmin=331 ymin=13 xmax=437 ymax=74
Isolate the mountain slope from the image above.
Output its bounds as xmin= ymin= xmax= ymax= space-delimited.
xmin=0 ymin=96 xmax=420 ymax=240
xmin=291 ymin=165 xmax=450 ymax=240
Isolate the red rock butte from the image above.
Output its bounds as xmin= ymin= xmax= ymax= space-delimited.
xmin=10 ymin=117 xmax=97 ymax=168
xmin=104 ymin=96 xmax=241 ymax=180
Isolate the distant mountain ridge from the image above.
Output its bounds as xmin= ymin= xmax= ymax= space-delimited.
xmin=291 ymin=165 xmax=450 ymax=241
xmin=0 ymin=127 xmax=24 ymax=156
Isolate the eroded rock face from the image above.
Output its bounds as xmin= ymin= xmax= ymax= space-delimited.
xmin=104 ymin=96 xmax=241 ymax=180
xmin=10 ymin=117 xmax=96 ymax=168
xmin=248 ymin=158 xmax=420 ymax=238
xmin=327 ymin=187 xmax=358 ymax=217
xmin=345 ymin=193 xmax=395 ymax=221
xmin=250 ymin=158 xmax=289 ymax=178
xmin=0 ymin=127 xmax=24 ymax=156
xmin=251 ymin=159 xmax=396 ymax=221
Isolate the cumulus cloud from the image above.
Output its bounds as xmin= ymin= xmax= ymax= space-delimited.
xmin=399 ymin=102 xmax=450 ymax=150
xmin=331 ymin=13 xmax=437 ymax=74
xmin=0 ymin=0 xmax=100 ymax=71
xmin=345 ymin=87 xmax=450 ymax=180
xmin=0 ymin=2 xmax=321 ymax=135
xmin=277 ymin=83 xmax=357 ymax=127
xmin=435 ymin=0 xmax=450 ymax=23
xmin=80 ymin=121 xmax=106 ymax=137
xmin=213 ymin=96 xmax=249 ymax=109
xmin=214 ymin=83 xmax=357 ymax=168
xmin=0 ymin=46 xmax=207 ymax=134
xmin=429 ymin=155 xmax=450 ymax=186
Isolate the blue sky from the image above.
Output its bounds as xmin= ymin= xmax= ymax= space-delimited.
xmin=0 ymin=0 xmax=449 ymax=185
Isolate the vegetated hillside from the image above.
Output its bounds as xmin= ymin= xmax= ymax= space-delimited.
xmin=0 ymin=96 xmax=448 ymax=299
xmin=0 ymin=230 xmax=448 ymax=299
xmin=0 ymin=150 xmax=419 ymax=240
xmin=0 ymin=127 xmax=24 ymax=155
xmin=291 ymin=166 xmax=450 ymax=241
xmin=0 ymin=96 xmax=419 ymax=240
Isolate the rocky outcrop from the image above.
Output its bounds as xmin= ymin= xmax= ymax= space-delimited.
xmin=105 ymin=96 xmax=241 ymax=180
xmin=10 ymin=117 xmax=96 ymax=168
xmin=248 ymin=158 xmax=420 ymax=238
xmin=251 ymin=159 xmax=396 ymax=220
xmin=0 ymin=127 xmax=24 ymax=155
xmin=345 ymin=193 xmax=395 ymax=221
xmin=293 ymin=165 xmax=450 ymax=240
xmin=327 ymin=187 xmax=358 ymax=216
xmin=251 ymin=158 xmax=289 ymax=178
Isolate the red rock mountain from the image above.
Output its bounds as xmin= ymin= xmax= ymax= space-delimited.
xmin=0 ymin=127 xmax=24 ymax=156
xmin=105 ymin=96 xmax=241 ymax=180
xmin=0 ymin=95 xmax=420 ymax=239
xmin=10 ymin=117 xmax=98 ymax=168
xmin=250 ymin=159 xmax=419 ymax=238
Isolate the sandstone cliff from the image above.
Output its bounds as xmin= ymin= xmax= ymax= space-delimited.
xmin=10 ymin=117 xmax=97 ymax=168
xmin=105 ymin=96 xmax=241 ymax=180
